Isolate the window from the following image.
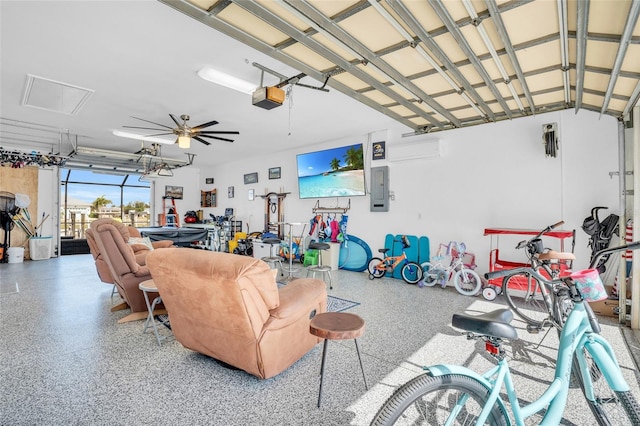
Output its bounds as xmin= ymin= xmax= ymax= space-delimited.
xmin=60 ymin=169 xmax=151 ymax=238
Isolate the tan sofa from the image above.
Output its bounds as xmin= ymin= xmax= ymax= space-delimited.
xmin=147 ymin=248 xmax=327 ymax=379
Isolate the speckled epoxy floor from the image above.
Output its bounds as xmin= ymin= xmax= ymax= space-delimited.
xmin=1 ymin=254 xmax=639 ymax=425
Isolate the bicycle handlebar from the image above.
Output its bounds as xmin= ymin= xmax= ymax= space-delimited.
xmin=588 ymin=241 xmax=640 ymax=269
xmin=516 ymin=220 xmax=565 ymax=249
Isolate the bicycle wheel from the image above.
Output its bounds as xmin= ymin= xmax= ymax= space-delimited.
xmin=419 ymin=262 xmax=439 ymax=287
xmin=502 ymin=272 xmax=549 ymax=328
xmin=368 ymin=258 xmax=386 ymax=279
xmin=573 ymin=349 xmax=639 ymax=425
xmin=371 ymin=373 xmax=509 ymax=426
xmin=453 ymin=269 xmax=482 ymax=296
xmin=401 ymin=262 xmax=422 ymax=284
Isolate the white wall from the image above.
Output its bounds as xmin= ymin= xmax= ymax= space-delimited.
xmin=151 ymin=109 xmax=620 ymax=274
xmin=151 ymin=167 xmax=201 ymax=226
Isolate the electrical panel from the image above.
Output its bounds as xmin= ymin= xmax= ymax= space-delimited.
xmin=370 ymin=166 xmax=389 ymax=212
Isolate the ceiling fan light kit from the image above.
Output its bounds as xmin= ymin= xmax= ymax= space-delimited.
xmin=119 ymin=113 xmax=240 ymax=148
xmin=177 ymin=132 xmax=191 ymax=149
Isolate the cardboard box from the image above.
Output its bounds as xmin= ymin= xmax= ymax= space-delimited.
xmin=588 ymin=298 xmax=622 ymax=318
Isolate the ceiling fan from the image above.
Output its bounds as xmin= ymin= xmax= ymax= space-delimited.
xmin=122 ymin=114 xmax=239 ymax=149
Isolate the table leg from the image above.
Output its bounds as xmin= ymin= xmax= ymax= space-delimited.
xmin=354 ymin=338 xmax=368 ymax=390
xmin=142 ymin=290 xmax=154 ymax=333
xmin=317 ymin=338 xmax=329 ymax=408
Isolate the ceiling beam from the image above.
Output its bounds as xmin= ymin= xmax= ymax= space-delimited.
xmin=463 ymin=0 xmax=525 ymax=113
xmin=557 ymin=0 xmax=571 ymax=105
xmin=387 ymin=0 xmax=495 ymax=121
xmin=259 ymin=0 xmax=447 ymax=128
xmin=574 ymin=0 xmax=589 ymax=112
xmin=158 ymin=0 xmax=420 ymax=131
xmin=600 ymin=0 xmax=640 ymax=115
xmin=484 ymin=0 xmax=535 ymax=114
xmin=429 ymin=0 xmax=513 ymax=119
xmin=288 ymin=0 xmax=461 ymax=127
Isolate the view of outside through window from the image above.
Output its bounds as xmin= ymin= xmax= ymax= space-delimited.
xmin=60 ymin=169 xmax=151 ymax=238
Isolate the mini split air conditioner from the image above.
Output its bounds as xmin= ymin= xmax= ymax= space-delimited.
xmin=252 ymin=86 xmax=285 ymax=110
xmin=388 ymin=139 xmax=443 ymax=162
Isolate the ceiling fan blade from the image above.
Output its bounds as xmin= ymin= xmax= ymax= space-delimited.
xmin=192 ymin=120 xmax=219 ymax=131
xmin=192 ymin=136 xmax=211 ymax=146
xmin=144 ymin=132 xmax=175 ymax=137
xmin=130 ymin=116 xmax=173 ymax=129
xmin=198 ymin=130 xmax=240 ymax=135
xmin=123 ymin=125 xmax=168 ymax=131
xmin=169 ymin=113 xmax=182 ymax=127
xmin=197 ymin=134 xmax=235 ymax=143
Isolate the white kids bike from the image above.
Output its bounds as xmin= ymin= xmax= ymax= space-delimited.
xmin=419 ymin=241 xmax=482 ymax=296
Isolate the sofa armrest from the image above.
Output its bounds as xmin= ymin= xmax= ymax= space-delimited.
xmin=133 ymin=264 xmax=151 ymax=277
xmin=151 ymin=240 xmax=174 ymax=249
xmin=130 ymin=243 xmax=151 ymax=253
xmin=270 ymin=278 xmax=326 ymax=320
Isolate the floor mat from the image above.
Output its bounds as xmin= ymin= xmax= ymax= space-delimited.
xmin=327 ymin=295 xmax=360 ymax=312
xmin=277 ymin=281 xmax=359 ymax=312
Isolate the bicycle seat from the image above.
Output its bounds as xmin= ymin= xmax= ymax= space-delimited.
xmin=536 ymin=250 xmax=576 ymax=261
xmin=378 ymin=248 xmax=390 ymax=254
xmin=452 ymin=309 xmax=518 ymax=340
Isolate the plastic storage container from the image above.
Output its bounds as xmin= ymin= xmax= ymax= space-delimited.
xmin=29 ymin=236 xmax=52 ymax=260
xmin=7 ymin=247 xmax=25 ymax=263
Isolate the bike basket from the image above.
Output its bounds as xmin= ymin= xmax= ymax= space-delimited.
xmin=570 ymin=269 xmax=608 ymax=302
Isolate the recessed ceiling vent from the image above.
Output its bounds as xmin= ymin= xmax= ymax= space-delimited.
xmin=22 ymin=74 xmax=94 ymax=115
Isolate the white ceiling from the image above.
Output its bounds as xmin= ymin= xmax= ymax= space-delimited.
xmin=1 ymin=0 xmax=639 ymax=174
xmin=0 ymin=1 xmax=397 ymax=172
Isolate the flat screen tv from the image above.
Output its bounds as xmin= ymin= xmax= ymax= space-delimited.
xmin=296 ymin=143 xmax=366 ymax=199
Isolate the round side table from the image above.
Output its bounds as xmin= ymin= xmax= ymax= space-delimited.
xmin=309 ymin=312 xmax=368 ymax=407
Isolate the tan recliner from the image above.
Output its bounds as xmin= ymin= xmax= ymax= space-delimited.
xmin=86 ymin=228 xmax=114 ymax=284
xmin=90 ymin=218 xmax=158 ymax=319
xmin=147 ymin=248 xmax=327 ymax=379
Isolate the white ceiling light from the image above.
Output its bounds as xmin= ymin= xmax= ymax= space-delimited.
xmin=112 ymin=130 xmax=174 ymax=145
xmin=177 ymin=132 xmax=190 ymax=149
xmin=197 ymin=66 xmax=257 ymax=94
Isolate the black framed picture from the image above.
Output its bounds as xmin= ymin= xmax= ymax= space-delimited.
xmin=269 ymin=167 xmax=281 ymax=179
xmin=228 ymin=186 xmax=234 ymax=198
xmin=244 ymin=172 xmax=258 ymax=184
xmin=372 ymin=141 xmax=386 ymax=160
xmin=205 ymin=177 xmax=214 ymax=184
xmin=165 ymin=185 xmax=183 ymax=199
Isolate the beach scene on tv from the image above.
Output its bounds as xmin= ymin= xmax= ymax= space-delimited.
xmin=297 ymin=143 xmax=366 ymax=199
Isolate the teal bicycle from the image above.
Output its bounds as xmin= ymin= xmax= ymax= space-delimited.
xmin=371 ymin=243 xmax=640 ymax=425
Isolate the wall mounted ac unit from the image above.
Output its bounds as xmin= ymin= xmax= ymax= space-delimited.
xmin=388 ymin=139 xmax=442 ymax=162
